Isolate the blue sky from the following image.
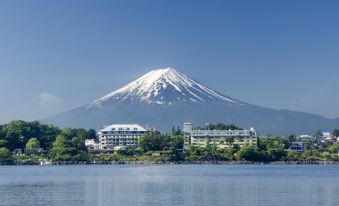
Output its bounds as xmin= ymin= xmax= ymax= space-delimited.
xmin=0 ymin=0 xmax=339 ymax=123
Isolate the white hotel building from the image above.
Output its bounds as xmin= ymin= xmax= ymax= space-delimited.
xmin=99 ymin=124 xmax=148 ymax=150
xmin=183 ymin=122 xmax=258 ymax=149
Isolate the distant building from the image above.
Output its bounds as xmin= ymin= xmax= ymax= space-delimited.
xmin=297 ymin=135 xmax=316 ymax=142
xmin=13 ymin=148 xmax=23 ymax=156
xmin=85 ymin=139 xmax=100 ymax=150
xmin=287 ymin=141 xmax=305 ymax=152
xmin=99 ymin=124 xmax=148 ymax=150
xmin=183 ymin=122 xmax=258 ymax=149
xmin=322 ymin=132 xmax=331 ymax=138
xmin=324 ymin=136 xmax=337 ymax=143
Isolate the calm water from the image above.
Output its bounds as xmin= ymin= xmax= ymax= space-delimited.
xmin=0 ymin=165 xmax=339 ymax=206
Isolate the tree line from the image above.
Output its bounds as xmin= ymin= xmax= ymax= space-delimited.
xmin=0 ymin=120 xmax=339 ymax=165
xmin=0 ymin=120 xmax=96 ymax=164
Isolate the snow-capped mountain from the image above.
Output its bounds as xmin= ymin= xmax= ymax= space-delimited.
xmin=43 ymin=67 xmax=339 ymax=135
xmin=88 ymin=68 xmax=243 ymax=108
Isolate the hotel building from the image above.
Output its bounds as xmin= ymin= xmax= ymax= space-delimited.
xmin=183 ymin=122 xmax=258 ymax=149
xmin=99 ymin=124 xmax=148 ymax=150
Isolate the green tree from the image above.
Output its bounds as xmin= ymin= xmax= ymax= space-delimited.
xmin=171 ymin=126 xmax=182 ymax=136
xmin=304 ymin=140 xmax=316 ymax=150
xmin=87 ymin=129 xmax=97 ymax=139
xmin=37 ymin=124 xmax=61 ymax=150
xmin=328 ymin=144 xmax=339 ymax=154
xmin=236 ymin=144 xmax=262 ymax=161
xmin=72 ymin=136 xmax=87 ymax=151
xmin=0 ymin=147 xmax=13 ymax=165
xmin=223 ymin=147 xmax=237 ymax=160
xmin=172 ymin=126 xmax=176 ymax=134
xmin=3 ymin=120 xmax=31 ymax=150
xmin=0 ymin=120 xmax=62 ymax=150
xmin=265 ymin=147 xmax=285 ymax=161
xmin=0 ymin=140 xmax=8 ymax=148
xmin=185 ymin=145 xmax=204 ymax=161
xmin=50 ymin=135 xmax=88 ymax=162
xmin=62 ymin=128 xmax=77 ymax=139
xmin=225 ymin=137 xmax=234 ymax=148
xmin=138 ymin=132 xmax=171 ymax=152
xmin=75 ymin=129 xmax=88 ymax=140
xmin=286 ymin=151 xmax=301 ymax=161
xmin=26 ymin=138 xmax=41 ymax=149
xmin=204 ymin=138 xmax=213 ymax=157
xmin=0 ymin=120 xmax=94 ymax=161
xmin=258 ymin=137 xmax=287 ymax=161
xmin=5 ymin=132 xmax=21 ymax=151
xmin=209 ymin=123 xmax=242 ymax=130
xmin=301 ymin=150 xmax=321 ymax=161
xmin=52 ymin=135 xmax=71 ymax=149
xmin=116 ymin=147 xmax=135 ymax=156
xmin=26 ymin=138 xmax=41 ymax=154
xmin=170 ymin=135 xmax=184 ymax=150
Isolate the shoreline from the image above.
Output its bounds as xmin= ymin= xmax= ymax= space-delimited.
xmin=3 ymin=160 xmax=339 ymax=166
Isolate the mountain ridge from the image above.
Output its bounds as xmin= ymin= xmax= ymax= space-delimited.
xmin=43 ymin=67 xmax=339 ymax=135
xmin=87 ymin=68 xmax=245 ymax=108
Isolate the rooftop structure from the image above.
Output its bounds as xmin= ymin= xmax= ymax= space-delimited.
xmin=100 ymin=124 xmax=148 ymax=132
xmin=297 ymin=135 xmax=316 ymax=142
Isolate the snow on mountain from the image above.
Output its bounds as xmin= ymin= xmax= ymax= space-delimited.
xmin=43 ymin=67 xmax=339 ymax=135
xmin=87 ymin=68 xmax=244 ymax=109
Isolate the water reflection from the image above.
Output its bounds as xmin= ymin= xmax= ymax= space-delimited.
xmin=0 ymin=165 xmax=339 ymax=206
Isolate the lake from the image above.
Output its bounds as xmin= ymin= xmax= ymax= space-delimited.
xmin=0 ymin=165 xmax=338 ymax=206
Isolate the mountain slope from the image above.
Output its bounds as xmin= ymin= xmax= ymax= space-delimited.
xmin=43 ymin=68 xmax=339 ymax=135
xmin=88 ymin=68 xmax=243 ymax=108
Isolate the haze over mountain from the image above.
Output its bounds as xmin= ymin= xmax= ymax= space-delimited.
xmin=43 ymin=68 xmax=339 ymax=135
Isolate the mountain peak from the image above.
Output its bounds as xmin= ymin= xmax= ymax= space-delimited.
xmin=45 ymin=68 xmax=339 ymax=135
xmin=136 ymin=67 xmax=177 ymax=86
xmin=87 ymin=67 xmax=244 ymax=109
xmin=151 ymin=67 xmax=174 ymax=74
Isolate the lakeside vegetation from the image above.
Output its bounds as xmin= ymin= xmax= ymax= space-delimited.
xmin=0 ymin=120 xmax=339 ymax=165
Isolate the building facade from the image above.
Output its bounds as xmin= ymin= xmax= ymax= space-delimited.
xmin=297 ymin=135 xmax=316 ymax=142
xmin=99 ymin=124 xmax=148 ymax=150
xmin=183 ymin=122 xmax=258 ymax=149
xmin=85 ymin=139 xmax=100 ymax=150
xmin=287 ymin=141 xmax=305 ymax=152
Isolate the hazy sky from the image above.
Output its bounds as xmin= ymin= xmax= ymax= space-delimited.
xmin=0 ymin=0 xmax=339 ymax=123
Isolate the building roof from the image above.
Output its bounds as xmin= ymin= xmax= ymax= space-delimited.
xmin=100 ymin=124 xmax=148 ymax=132
xmin=190 ymin=128 xmax=256 ymax=137
xmin=299 ymin=135 xmax=313 ymax=138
